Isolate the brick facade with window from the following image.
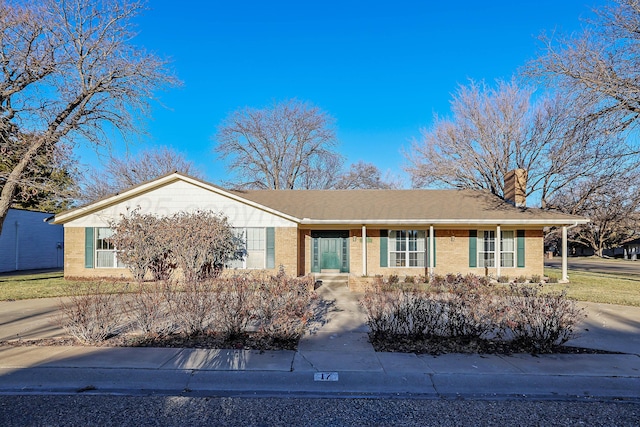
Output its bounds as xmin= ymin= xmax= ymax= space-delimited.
xmin=54 ymin=172 xmax=586 ymax=284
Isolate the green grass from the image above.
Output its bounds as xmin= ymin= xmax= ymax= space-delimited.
xmin=544 ymin=267 xmax=640 ymax=307
xmin=0 ymin=271 xmax=131 ymax=301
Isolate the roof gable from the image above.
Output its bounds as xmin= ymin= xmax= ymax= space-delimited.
xmin=53 ymin=172 xmax=300 ymax=225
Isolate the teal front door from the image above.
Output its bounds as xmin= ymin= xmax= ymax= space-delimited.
xmin=311 ymin=232 xmax=349 ymax=273
xmin=320 ymin=238 xmax=342 ymax=270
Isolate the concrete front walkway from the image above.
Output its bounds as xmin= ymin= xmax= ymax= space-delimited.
xmin=0 ymin=284 xmax=639 ymax=399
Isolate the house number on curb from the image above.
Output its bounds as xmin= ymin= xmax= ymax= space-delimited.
xmin=314 ymin=372 xmax=339 ymax=381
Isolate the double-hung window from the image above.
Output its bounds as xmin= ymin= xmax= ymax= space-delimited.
xmin=95 ymin=228 xmax=125 ymax=268
xmin=389 ymin=230 xmax=426 ymax=267
xmin=477 ymin=230 xmax=515 ymax=268
xmin=500 ymin=231 xmax=515 ymax=268
xmin=226 ymin=227 xmax=267 ymax=269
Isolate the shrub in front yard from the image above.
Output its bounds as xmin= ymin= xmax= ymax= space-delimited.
xmin=212 ymin=275 xmax=256 ymax=339
xmin=163 ymin=278 xmax=218 ymax=336
xmin=254 ymin=269 xmax=315 ymax=341
xmin=122 ymin=282 xmax=172 ymax=335
xmin=501 ymin=284 xmax=585 ymax=352
xmin=56 ymin=270 xmax=317 ymax=347
xmin=109 ymin=209 xmax=243 ymax=283
xmin=56 ymin=282 xmax=123 ymax=344
xmin=362 ymin=274 xmax=585 ymax=353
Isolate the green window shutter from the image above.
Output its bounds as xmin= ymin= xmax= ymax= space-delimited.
xmin=517 ymin=229 xmax=526 ymax=268
xmin=85 ymin=227 xmax=94 ymax=269
xmin=469 ymin=230 xmax=477 ymax=268
xmin=266 ymin=227 xmax=275 ymax=269
xmin=380 ymin=230 xmax=388 ymax=267
xmin=427 ymin=230 xmax=436 ymax=267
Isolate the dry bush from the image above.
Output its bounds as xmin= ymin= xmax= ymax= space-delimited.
xmin=362 ymin=285 xmax=497 ymax=340
xmin=164 ymin=211 xmax=241 ymax=282
xmin=362 ymin=274 xmax=584 ymax=352
xmin=110 ymin=209 xmax=241 ymax=283
xmin=109 ymin=209 xmax=163 ymax=282
xmin=212 ymin=275 xmax=256 ymax=339
xmin=122 ymin=282 xmax=173 ymax=335
xmin=502 ymin=284 xmax=586 ymax=352
xmin=56 ymin=283 xmax=123 ymax=344
xmin=163 ymin=279 xmax=218 ymax=336
xmin=254 ymin=269 xmax=315 ymax=341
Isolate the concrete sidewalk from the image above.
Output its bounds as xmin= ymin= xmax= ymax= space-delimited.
xmin=0 ymin=345 xmax=638 ymax=399
xmin=0 ymin=283 xmax=639 ymax=399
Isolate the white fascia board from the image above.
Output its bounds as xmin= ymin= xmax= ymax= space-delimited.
xmin=299 ymin=218 xmax=590 ymax=226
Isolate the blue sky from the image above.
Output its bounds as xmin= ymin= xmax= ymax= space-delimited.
xmin=81 ymin=0 xmax=606 ymax=187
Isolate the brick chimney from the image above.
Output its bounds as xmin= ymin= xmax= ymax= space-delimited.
xmin=504 ymin=169 xmax=527 ymax=207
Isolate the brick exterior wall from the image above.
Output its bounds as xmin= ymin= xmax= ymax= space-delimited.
xmin=274 ymin=227 xmax=298 ymax=276
xmin=348 ymin=227 xmax=545 ymax=284
xmin=66 ymin=225 xmax=544 ymax=282
xmin=63 ymin=227 xmax=131 ymax=279
xmin=65 ymin=226 xmax=301 ymax=279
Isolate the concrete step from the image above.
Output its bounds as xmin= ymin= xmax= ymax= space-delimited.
xmin=314 ymin=273 xmax=349 ymax=289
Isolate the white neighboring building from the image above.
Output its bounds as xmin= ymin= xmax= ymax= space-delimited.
xmin=0 ymin=208 xmax=64 ymax=273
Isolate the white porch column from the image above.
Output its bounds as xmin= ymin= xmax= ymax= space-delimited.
xmin=562 ymin=226 xmax=568 ymax=282
xmin=496 ymin=225 xmax=501 ymax=279
xmin=362 ymin=225 xmax=367 ymax=276
xmin=429 ymin=225 xmax=434 ymax=277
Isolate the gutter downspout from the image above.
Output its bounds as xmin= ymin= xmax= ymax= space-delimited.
xmin=561 ymin=222 xmax=579 ymax=283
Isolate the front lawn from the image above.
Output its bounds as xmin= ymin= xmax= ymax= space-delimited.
xmin=544 ymin=267 xmax=640 ymax=307
xmin=2 ymin=269 xmax=639 ymax=307
xmin=0 ymin=271 xmax=130 ymax=301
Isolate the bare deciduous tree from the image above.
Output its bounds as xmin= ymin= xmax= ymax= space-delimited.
xmin=0 ymin=0 xmax=178 ymax=234
xmin=533 ymin=0 xmax=640 ymax=130
xmin=215 ymin=99 xmax=341 ymax=189
xmin=405 ymin=79 xmax=638 ymax=209
xmin=549 ymin=174 xmax=640 ymax=257
xmin=80 ymin=146 xmax=202 ymax=204
xmin=333 ymin=161 xmax=401 ymax=189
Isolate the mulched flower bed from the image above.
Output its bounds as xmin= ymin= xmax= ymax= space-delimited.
xmin=369 ymin=334 xmax=620 ymax=355
xmin=0 ymin=332 xmax=298 ymax=351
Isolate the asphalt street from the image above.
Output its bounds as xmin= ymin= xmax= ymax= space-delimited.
xmin=1 ymin=395 xmax=638 ymax=426
xmin=545 ymin=256 xmax=640 ymax=277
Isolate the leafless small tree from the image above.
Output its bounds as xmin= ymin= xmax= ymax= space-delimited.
xmin=0 ymin=0 xmax=178 ymax=234
xmin=215 ymin=99 xmax=341 ymax=189
xmin=80 ymin=146 xmax=202 ymax=204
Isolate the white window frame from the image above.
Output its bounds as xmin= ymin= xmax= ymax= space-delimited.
xmin=389 ymin=230 xmax=426 ymax=268
xmin=500 ymin=230 xmax=515 ymax=268
xmin=478 ymin=230 xmax=515 ymax=268
xmin=95 ymin=227 xmax=125 ymax=268
xmin=226 ymin=227 xmax=267 ymax=270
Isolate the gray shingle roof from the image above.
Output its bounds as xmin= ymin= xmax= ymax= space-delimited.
xmin=232 ymin=188 xmax=586 ymax=224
